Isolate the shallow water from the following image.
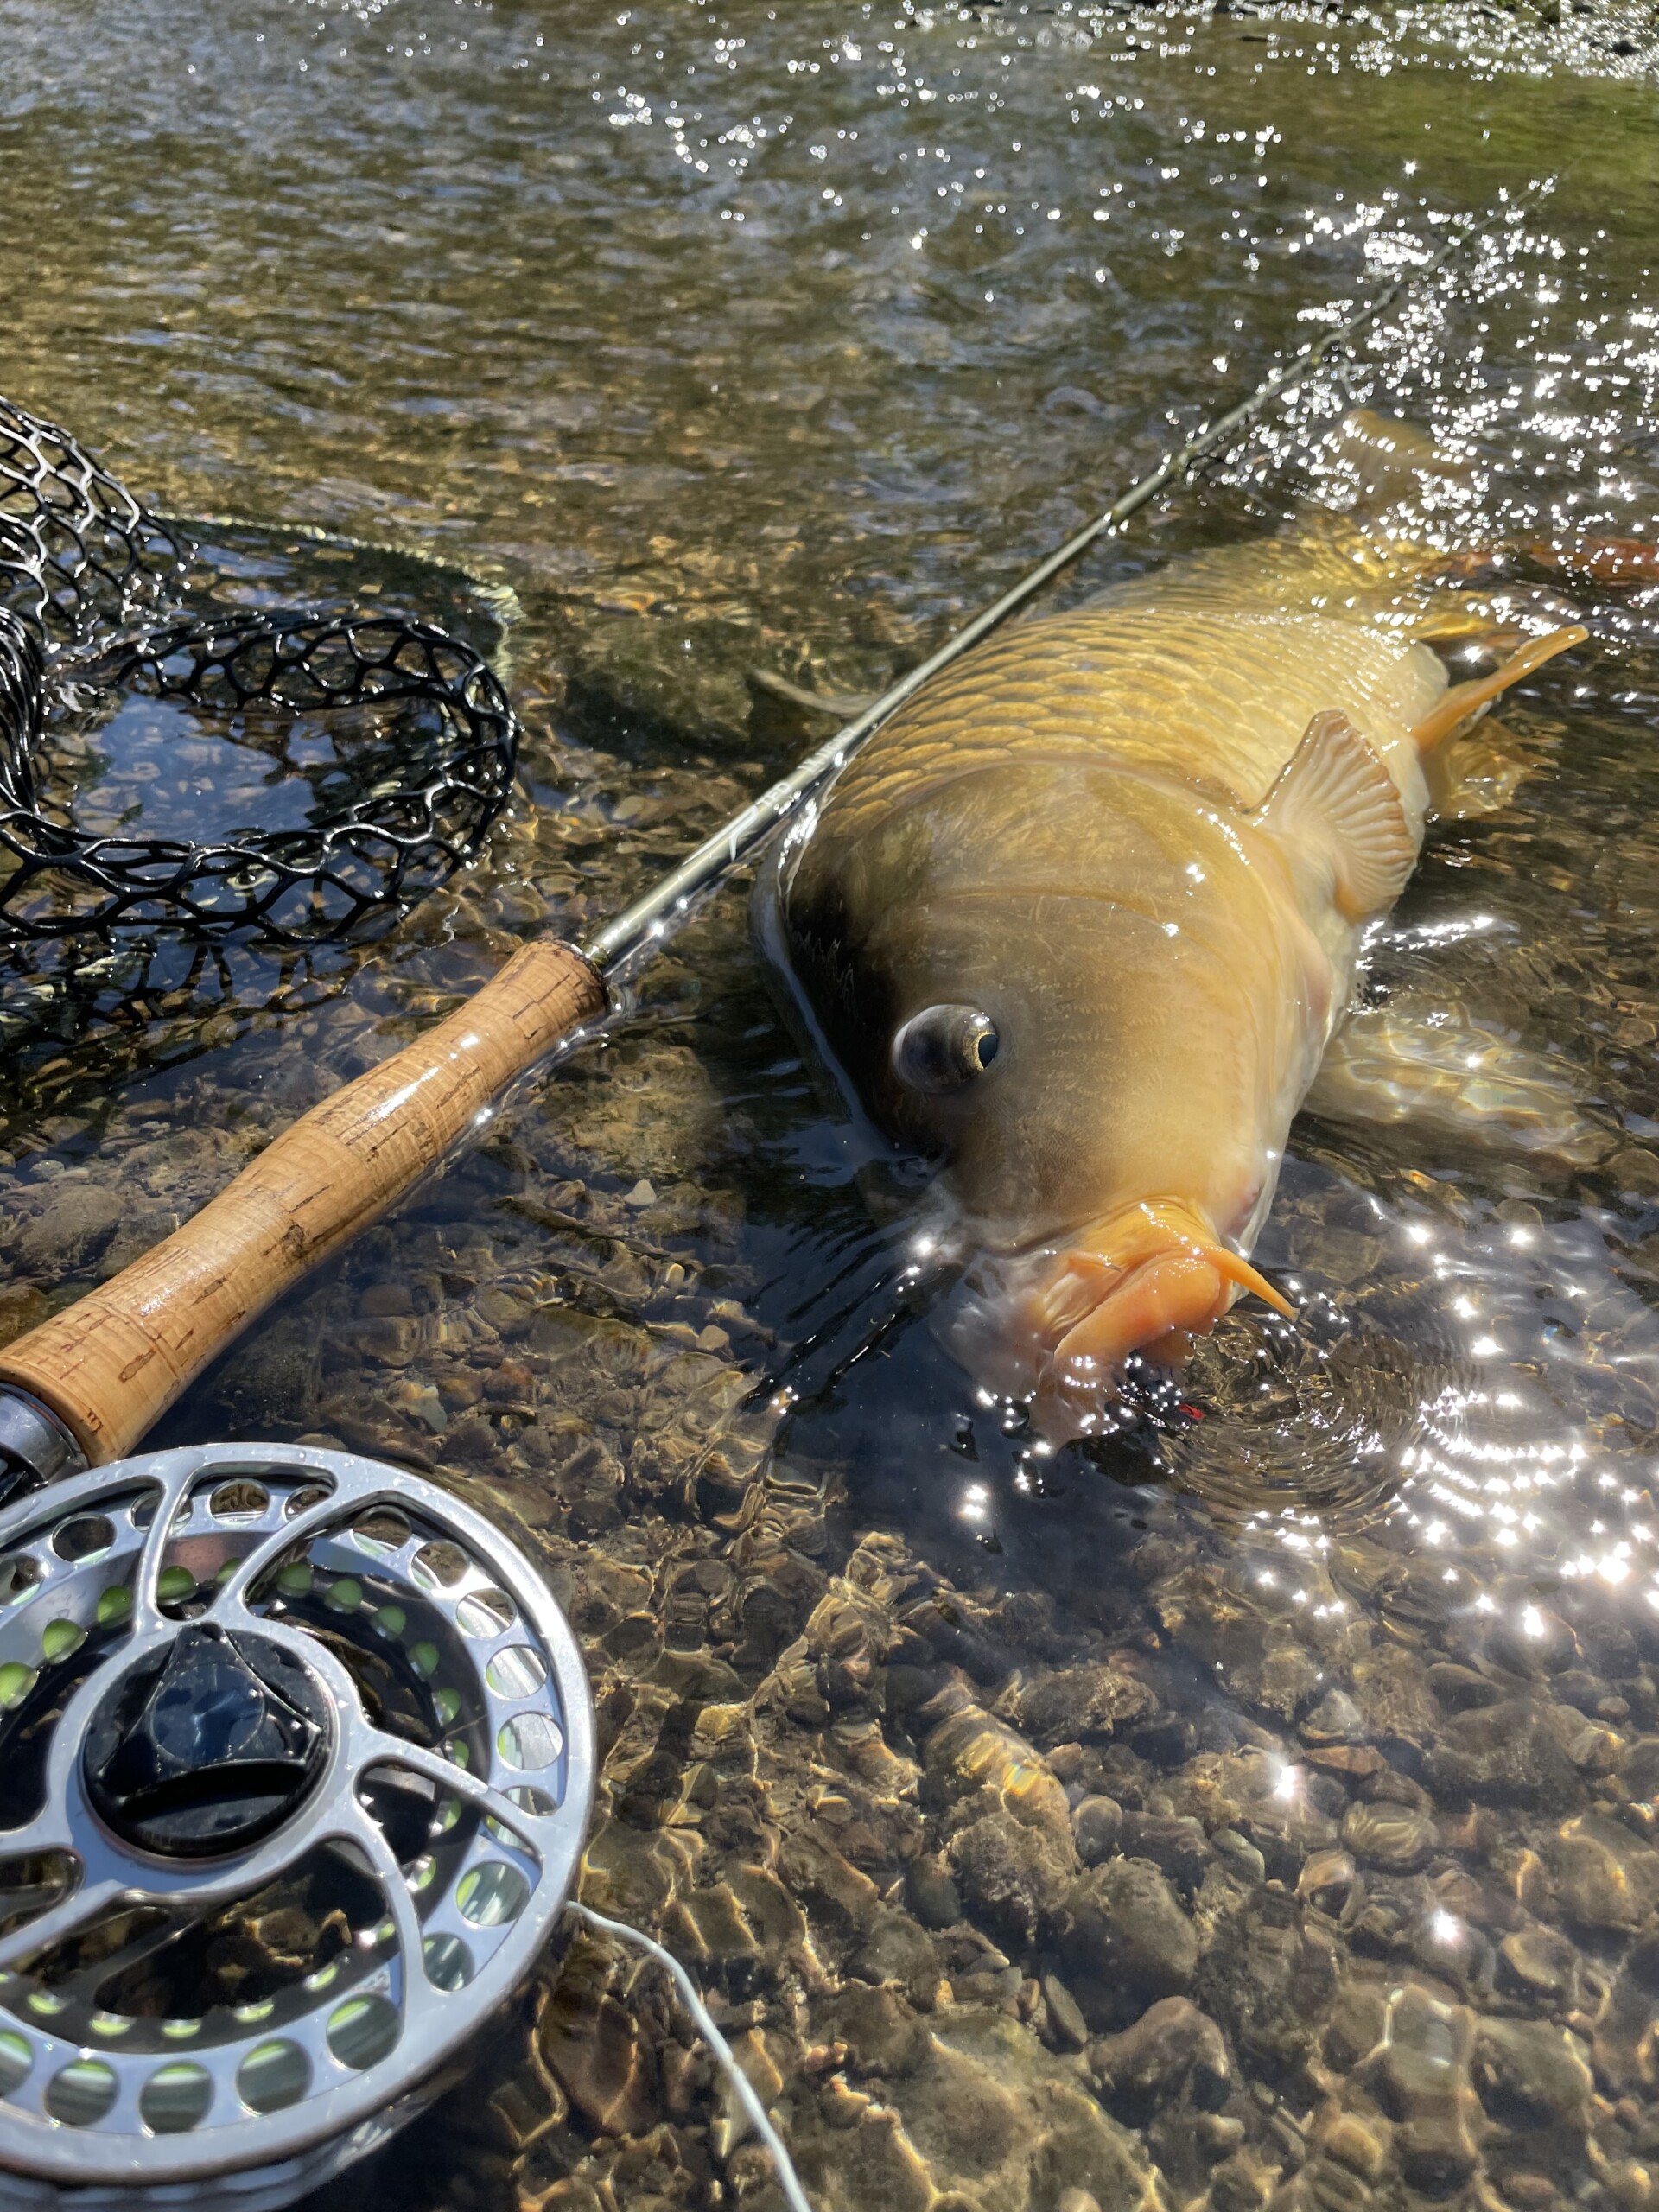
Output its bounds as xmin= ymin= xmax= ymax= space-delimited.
xmin=6 ymin=4 xmax=1659 ymax=2209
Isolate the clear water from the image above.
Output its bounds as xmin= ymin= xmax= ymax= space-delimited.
xmin=4 ymin=5 xmax=1659 ymax=2209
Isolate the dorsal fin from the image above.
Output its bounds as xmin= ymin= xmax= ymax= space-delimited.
xmin=1255 ymin=709 xmax=1415 ymax=923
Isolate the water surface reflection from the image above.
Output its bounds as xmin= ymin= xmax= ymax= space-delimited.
xmin=3 ymin=5 xmax=1659 ymax=2210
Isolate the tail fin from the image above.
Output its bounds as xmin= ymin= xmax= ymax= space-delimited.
xmin=1333 ymin=408 xmax=1472 ymax=517
xmin=1409 ymin=626 xmax=1586 ymax=753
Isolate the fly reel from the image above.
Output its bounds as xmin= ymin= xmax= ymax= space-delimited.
xmin=0 ymin=1443 xmax=594 ymax=2212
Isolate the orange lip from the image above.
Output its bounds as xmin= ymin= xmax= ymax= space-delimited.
xmin=998 ymin=1198 xmax=1294 ymax=1440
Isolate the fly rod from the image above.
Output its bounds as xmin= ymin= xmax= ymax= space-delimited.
xmin=582 ymin=216 xmax=1475 ymax=973
xmin=0 ymin=214 xmax=1479 ymax=1490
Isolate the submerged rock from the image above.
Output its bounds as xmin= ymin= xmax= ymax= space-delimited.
xmin=1195 ymin=1878 xmax=1338 ymax=2075
xmin=906 ymin=1857 xmax=963 ymax=1931
xmin=925 ymin=1700 xmax=1073 ymax=1840
xmin=1042 ymin=1974 xmax=1090 ymax=2052
xmin=1071 ymin=1794 xmax=1124 ymax=1867
xmin=1552 ymin=1812 xmax=1659 ymax=1932
xmin=1362 ymin=1986 xmax=1481 ymax=2195
xmin=10 ymin=1182 xmax=124 ymax=1273
xmin=1056 ymin=1857 xmax=1199 ymax=2004
xmin=1007 ymin=1664 xmax=1155 ymax=1748
xmin=1497 ymin=1926 xmax=1580 ymax=2006
xmin=1119 ymin=1812 xmax=1211 ymax=1892
xmin=1472 ymin=2016 xmax=1592 ymax=2133
xmin=539 ymin=1943 xmax=659 ymax=2139
xmin=1297 ymin=1848 xmax=1359 ymax=1915
xmin=945 ymin=1808 xmax=1077 ymax=1948
xmin=1089 ymin=1996 xmax=1231 ymax=2107
xmin=1421 ymin=1699 xmax=1581 ymax=1812
xmin=785 ymin=2006 xmax=1158 ymax=2212
xmin=1211 ymin=1829 xmax=1267 ymax=1885
xmin=1341 ymin=1799 xmax=1437 ymax=1875
xmin=1302 ymin=1689 xmax=1367 ymax=1744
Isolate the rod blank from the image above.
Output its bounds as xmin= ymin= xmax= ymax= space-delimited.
xmin=581 ymin=216 xmax=1474 ymax=976
xmin=0 ymin=218 xmax=1478 ymax=1473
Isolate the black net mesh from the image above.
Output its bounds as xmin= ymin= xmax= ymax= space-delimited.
xmin=0 ymin=397 xmax=519 ymax=943
xmin=0 ymin=396 xmax=185 ymax=648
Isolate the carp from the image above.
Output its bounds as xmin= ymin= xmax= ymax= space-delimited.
xmin=758 ymin=413 xmax=1603 ymax=1440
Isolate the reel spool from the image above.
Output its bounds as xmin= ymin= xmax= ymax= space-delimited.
xmin=0 ymin=1443 xmax=593 ymax=2212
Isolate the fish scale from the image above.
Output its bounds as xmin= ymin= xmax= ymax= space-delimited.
xmin=810 ymin=599 xmax=1448 ymax=849
xmin=766 ymin=468 xmax=1586 ymax=1437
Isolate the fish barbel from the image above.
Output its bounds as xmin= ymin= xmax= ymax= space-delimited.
xmin=760 ymin=414 xmax=1599 ymax=1439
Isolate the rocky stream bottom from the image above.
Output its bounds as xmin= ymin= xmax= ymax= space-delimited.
xmin=10 ymin=1077 xmax=1653 ymax=2212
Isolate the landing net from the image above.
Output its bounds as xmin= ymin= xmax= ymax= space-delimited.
xmin=0 ymin=397 xmax=518 ymax=944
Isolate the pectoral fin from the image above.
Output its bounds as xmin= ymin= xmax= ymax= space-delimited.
xmin=747 ymin=668 xmax=882 ymax=721
xmin=1255 ymin=709 xmax=1416 ymax=922
xmin=1422 ymin=716 xmax=1531 ymax=821
xmin=1306 ymin=994 xmax=1614 ymax=1168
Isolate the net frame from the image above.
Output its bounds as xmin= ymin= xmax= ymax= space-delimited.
xmin=0 ymin=397 xmax=519 ymax=944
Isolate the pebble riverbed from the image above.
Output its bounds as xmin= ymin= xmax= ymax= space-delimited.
xmin=6 ymin=4 xmax=1659 ymax=2210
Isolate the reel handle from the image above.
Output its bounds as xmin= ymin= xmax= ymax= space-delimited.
xmin=0 ymin=938 xmax=607 ymax=1469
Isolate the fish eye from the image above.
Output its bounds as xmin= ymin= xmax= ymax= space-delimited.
xmin=891 ymin=1004 xmax=1000 ymax=1092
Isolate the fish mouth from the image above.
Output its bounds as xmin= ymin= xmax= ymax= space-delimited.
xmin=954 ymin=1198 xmax=1294 ymax=1442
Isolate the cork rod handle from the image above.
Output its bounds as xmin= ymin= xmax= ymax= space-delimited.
xmin=0 ymin=938 xmax=608 ymax=1467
